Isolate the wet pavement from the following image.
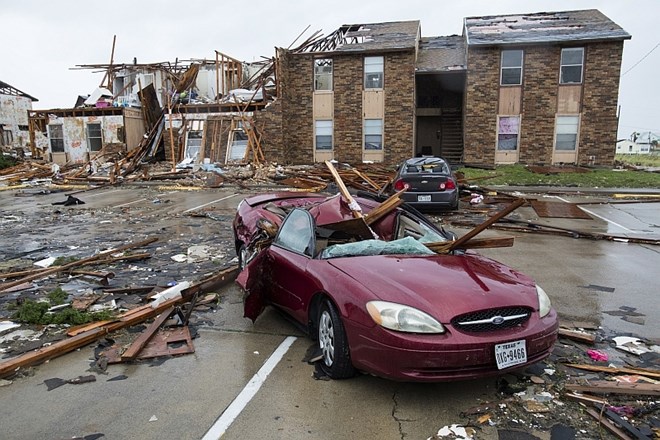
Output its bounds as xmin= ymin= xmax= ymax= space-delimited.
xmin=1 ymin=184 xmax=659 ymax=439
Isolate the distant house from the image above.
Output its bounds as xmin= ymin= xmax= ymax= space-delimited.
xmin=616 ymin=140 xmax=650 ymax=154
xmin=0 ymin=80 xmax=38 ymax=155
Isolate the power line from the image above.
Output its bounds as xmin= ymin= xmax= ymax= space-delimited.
xmin=622 ymin=41 xmax=660 ymax=76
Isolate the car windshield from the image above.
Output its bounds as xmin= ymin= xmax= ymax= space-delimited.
xmin=320 ymin=236 xmax=436 ymax=259
xmin=404 ymin=158 xmax=448 ymax=174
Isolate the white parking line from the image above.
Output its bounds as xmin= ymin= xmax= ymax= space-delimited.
xmin=202 ymin=336 xmax=297 ymax=440
xmin=82 ymin=190 xmax=118 ymax=199
xmin=554 ymin=196 xmax=633 ymax=232
xmin=183 ymin=193 xmax=240 ymax=213
xmin=112 ymin=198 xmax=147 ymax=208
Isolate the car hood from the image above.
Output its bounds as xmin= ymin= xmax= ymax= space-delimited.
xmin=326 ymin=253 xmax=538 ymax=321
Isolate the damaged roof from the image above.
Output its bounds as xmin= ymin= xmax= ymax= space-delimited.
xmin=464 ymin=9 xmax=631 ymax=46
xmin=334 ymin=20 xmax=420 ymax=53
xmin=416 ymin=35 xmax=466 ymax=73
xmin=0 ymin=80 xmax=38 ymax=101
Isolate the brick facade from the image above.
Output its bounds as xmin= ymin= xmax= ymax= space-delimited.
xmin=519 ymin=46 xmax=561 ymax=164
xmin=464 ymin=42 xmax=624 ymax=166
xmin=333 ymin=55 xmax=364 ymax=164
xmin=579 ymin=41 xmax=624 ymax=165
xmin=463 ymin=47 xmax=500 ymax=165
xmin=383 ymin=52 xmax=416 ymax=164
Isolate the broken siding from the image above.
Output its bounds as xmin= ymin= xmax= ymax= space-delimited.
xmin=0 ymin=95 xmax=33 ymax=149
xmin=48 ymin=115 xmax=124 ymax=163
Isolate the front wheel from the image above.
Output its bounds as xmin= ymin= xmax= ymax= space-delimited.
xmin=317 ymin=300 xmax=355 ymax=379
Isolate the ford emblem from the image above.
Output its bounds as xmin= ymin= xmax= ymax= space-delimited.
xmin=491 ymin=316 xmax=505 ymax=325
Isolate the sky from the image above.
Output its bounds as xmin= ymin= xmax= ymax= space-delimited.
xmin=2 ymin=0 xmax=658 ymax=140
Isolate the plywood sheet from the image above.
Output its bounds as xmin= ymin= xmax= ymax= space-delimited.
xmin=530 ymin=200 xmax=592 ymax=219
xmin=313 ymin=92 xmax=333 ymax=119
xmin=498 ymin=87 xmax=521 ymax=115
xmin=363 ymin=90 xmax=384 ymax=118
xmin=558 ymin=85 xmax=581 ymax=114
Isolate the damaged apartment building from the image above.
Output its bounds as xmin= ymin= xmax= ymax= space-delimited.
xmin=28 ymin=8 xmax=630 ymax=168
xmin=0 ymin=80 xmax=38 ymax=156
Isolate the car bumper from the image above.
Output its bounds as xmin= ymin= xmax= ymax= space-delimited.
xmin=344 ymin=310 xmax=558 ymax=382
xmin=400 ymin=191 xmax=458 ymax=207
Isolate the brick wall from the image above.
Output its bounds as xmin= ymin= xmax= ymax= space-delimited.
xmin=333 ymin=54 xmax=364 ymax=164
xmin=253 ymin=99 xmax=283 ymax=163
xmin=580 ymin=41 xmax=624 ymax=166
xmin=464 ymin=42 xmax=624 ymax=166
xmin=519 ymin=46 xmax=560 ymax=164
xmin=383 ymin=52 xmax=416 ymax=164
xmin=463 ymin=47 xmax=500 ymax=165
xmin=279 ymin=51 xmax=314 ymax=164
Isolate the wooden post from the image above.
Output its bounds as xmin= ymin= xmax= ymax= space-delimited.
xmin=166 ymin=92 xmax=177 ymax=172
xmin=325 ymin=161 xmax=362 ymax=218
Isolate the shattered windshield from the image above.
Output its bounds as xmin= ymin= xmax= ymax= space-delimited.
xmin=320 ymin=236 xmax=435 ymax=259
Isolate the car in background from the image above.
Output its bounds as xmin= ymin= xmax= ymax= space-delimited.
xmin=392 ymin=156 xmax=459 ymax=210
xmin=233 ymin=191 xmax=558 ymax=382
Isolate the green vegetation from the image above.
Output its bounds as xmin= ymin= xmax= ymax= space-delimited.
xmin=47 ymin=287 xmax=68 ymax=305
xmin=53 ymin=256 xmax=79 ymax=266
xmin=12 ymin=299 xmax=114 ymax=325
xmin=457 ymin=164 xmax=660 ymax=188
xmin=0 ymin=154 xmax=18 ymax=170
xmin=615 ymin=153 xmax=660 ymax=168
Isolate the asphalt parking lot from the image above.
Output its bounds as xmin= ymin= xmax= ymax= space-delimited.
xmin=1 ymin=185 xmax=658 ymax=439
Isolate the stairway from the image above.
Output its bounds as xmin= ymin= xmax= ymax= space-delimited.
xmin=439 ymin=111 xmax=463 ymax=165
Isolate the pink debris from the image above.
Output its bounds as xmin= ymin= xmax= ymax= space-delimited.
xmin=587 ymin=349 xmax=608 ymax=362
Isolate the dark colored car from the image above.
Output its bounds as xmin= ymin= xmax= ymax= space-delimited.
xmin=233 ymin=192 xmax=558 ymax=382
xmin=392 ymin=156 xmax=459 ymax=210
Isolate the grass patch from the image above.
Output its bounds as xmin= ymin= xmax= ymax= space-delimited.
xmin=457 ymin=164 xmax=660 ymax=188
xmin=615 ymin=153 xmax=660 ymax=168
xmin=53 ymin=256 xmax=79 ymax=266
xmin=12 ymin=299 xmax=115 ymax=325
xmin=47 ymin=287 xmax=68 ymax=305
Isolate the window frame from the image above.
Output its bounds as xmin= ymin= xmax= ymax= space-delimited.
xmin=273 ymin=208 xmax=315 ymax=257
xmin=48 ymin=124 xmax=65 ymax=153
xmin=364 ymin=56 xmax=384 ymax=89
xmin=314 ymin=58 xmax=333 ymax=91
xmin=364 ymin=118 xmax=383 ymax=150
xmin=500 ymin=49 xmax=524 ymax=86
xmin=86 ymin=122 xmax=103 ymax=152
xmin=560 ymin=47 xmax=584 ymax=85
xmin=554 ymin=115 xmax=581 ymax=151
xmin=497 ymin=115 xmax=521 ymax=151
xmin=314 ymin=119 xmax=333 ymax=151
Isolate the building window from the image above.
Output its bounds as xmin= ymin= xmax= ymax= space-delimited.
xmin=560 ymin=48 xmax=584 ymax=84
xmin=228 ymin=129 xmax=248 ymax=161
xmin=315 ymin=120 xmax=333 ymax=150
xmin=501 ymin=50 xmax=523 ymax=85
xmin=0 ymin=127 xmax=12 ymax=146
xmin=185 ymin=130 xmax=204 ymax=160
xmin=364 ymin=119 xmax=383 ymax=150
xmin=555 ymin=116 xmax=580 ymax=150
xmin=497 ymin=116 xmax=520 ymax=150
xmin=364 ymin=56 xmax=384 ymax=89
xmin=314 ymin=59 xmax=333 ymax=91
xmin=48 ymin=124 xmax=64 ymax=152
xmin=87 ymin=123 xmax=103 ymax=152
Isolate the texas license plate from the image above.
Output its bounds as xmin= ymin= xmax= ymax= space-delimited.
xmin=495 ymin=340 xmax=527 ymax=369
xmin=417 ymin=195 xmax=432 ymax=202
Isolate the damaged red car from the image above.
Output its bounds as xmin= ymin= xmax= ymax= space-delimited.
xmin=233 ymin=192 xmax=558 ymax=382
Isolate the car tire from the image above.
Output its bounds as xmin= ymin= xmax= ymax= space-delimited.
xmin=317 ymin=299 xmax=355 ymax=379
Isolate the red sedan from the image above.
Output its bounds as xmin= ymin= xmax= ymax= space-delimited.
xmin=234 ymin=192 xmax=558 ymax=382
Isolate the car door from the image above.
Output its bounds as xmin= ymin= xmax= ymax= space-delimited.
xmin=267 ymin=208 xmax=320 ymax=324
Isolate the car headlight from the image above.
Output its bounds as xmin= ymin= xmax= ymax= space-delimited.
xmin=366 ymin=301 xmax=445 ymax=333
xmin=536 ymin=285 xmax=552 ymax=317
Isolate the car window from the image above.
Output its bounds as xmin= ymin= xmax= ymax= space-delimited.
xmin=273 ymin=208 xmax=315 ymax=256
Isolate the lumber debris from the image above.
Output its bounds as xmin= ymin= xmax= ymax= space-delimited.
xmin=0 ymin=266 xmax=239 ymax=379
xmin=558 ymin=328 xmax=596 ymax=344
xmin=563 ymin=364 xmax=660 ymax=380
xmin=564 ymin=381 xmax=660 ymax=396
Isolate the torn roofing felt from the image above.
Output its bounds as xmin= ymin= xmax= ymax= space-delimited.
xmin=0 ymin=80 xmax=38 ymax=101
xmin=464 ymin=9 xmax=631 ymax=46
xmin=416 ymin=35 xmax=466 ymax=73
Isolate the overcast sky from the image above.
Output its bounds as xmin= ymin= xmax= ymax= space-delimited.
xmin=2 ymin=0 xmax=657 ymax=139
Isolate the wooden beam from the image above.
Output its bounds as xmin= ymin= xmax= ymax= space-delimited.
xmin=558 ymin=328 xmax=596 ymax=344
xmin=364 ymin=189 xmax=405 ymax=225
xmin=564 ymin=381 xmax=660 ymax=396
xmin=325 ymin=161 xmax=362 ymax=218
xmin=584 ymin=408 xmax=634 ymax=440
xmin=564 ymin=364 xmax=660 ymax=379
xmin=121 ymin=306 xmax=175 ymax=360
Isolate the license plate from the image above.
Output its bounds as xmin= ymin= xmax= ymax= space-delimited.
xmin=417 ymin=195 xmax=432 ymax=202
xmin=495 ymin=340 xmax=527 ymax=370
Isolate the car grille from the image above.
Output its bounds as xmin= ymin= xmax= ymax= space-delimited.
xmin=451 ymin=307 xmax=532 ymax=333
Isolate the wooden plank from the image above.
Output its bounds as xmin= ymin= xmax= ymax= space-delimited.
xmin=584 ymin=408 xmax=633 ymax=440
xmin=121 ymin=306 xmax=175 ymax=360
xmin=498 ymin=86 xmax=521 ymax=114
xmin=558 ymin=328 xmax=596 ymax=344
xmin=325 ymin=161 xmax=362 ymax=218
xmin=564 ymin=381 xmax=660 ymax=396
xmin=364 ymin=189 xmax=405 ymax=225
xmin=564 ymin=364 xmax=660 ymax=379
xmin=0 ymin=238 xmax=158 ymax=294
